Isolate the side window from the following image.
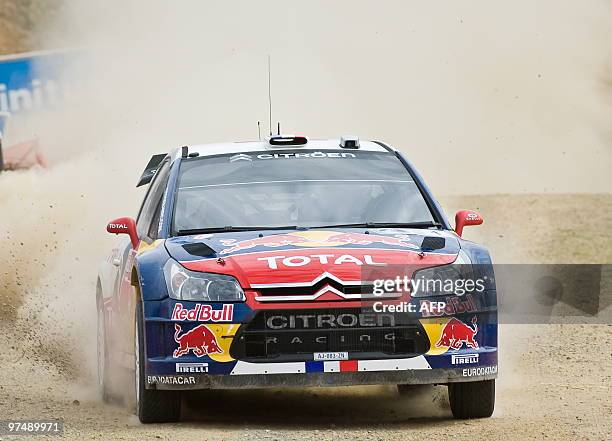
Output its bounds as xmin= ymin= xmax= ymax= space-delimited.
xmin=147 ymin=194 xmax=165 ymax=239
xmin=136 ymin=160 xmax=171 ymax=240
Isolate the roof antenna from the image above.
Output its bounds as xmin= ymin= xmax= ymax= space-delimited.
xmin=267 ymin=55 xmax=273 ymax=136
xmin=257 ymin=121 xmax=261 ymax=140
xmin=277 ymin=121 xmax=281 ymax=135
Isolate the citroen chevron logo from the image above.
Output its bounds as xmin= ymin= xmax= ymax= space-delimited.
xmin=253 ymin=272 xmax=401 ymax=302
xmin=229 ymin=153 xmax=253 ymax=162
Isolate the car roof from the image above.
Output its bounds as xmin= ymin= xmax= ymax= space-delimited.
xmin=170 ymin=138 xmax=392 ymax=161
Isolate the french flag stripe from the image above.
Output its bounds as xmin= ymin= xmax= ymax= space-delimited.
xmin=339 ymin=360 xmax=358 ymax=372
xmin=305 ymin=361 xmax=324 ymax=373
xmin=323 ymin=361 xmax=340 ymax=372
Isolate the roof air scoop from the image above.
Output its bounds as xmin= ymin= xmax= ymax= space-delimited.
xmin=268 ymin=135 xmax=308 ymax=147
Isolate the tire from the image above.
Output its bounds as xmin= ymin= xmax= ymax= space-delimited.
xmin=448 ymin=379 xmax=495 ymax=419
xmin=96 ymin=295 xmax=113 ymax=403
xmin=135 ymin=301 xmax=181 ymax=423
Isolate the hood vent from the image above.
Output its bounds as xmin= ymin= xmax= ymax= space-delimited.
xmin=420 ymin=236 xmax=446 ymax=252
xmin=182 ymin=242 xmax=216 ymax=258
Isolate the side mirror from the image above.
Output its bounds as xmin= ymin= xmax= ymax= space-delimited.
xmin=454 ymin=210 xmax=483 ymax=237
xmin=107 ymin=217 xmax=139 ymax=248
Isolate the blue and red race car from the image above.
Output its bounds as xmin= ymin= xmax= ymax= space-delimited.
xmin=97 ymin=136 xmax=497 ymax=423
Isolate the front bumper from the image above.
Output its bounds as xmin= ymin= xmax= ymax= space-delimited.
xmin=143 ymin=293 xmax=498 ymax=390
xmin=146 ymin=365 xmax=498 ymax=390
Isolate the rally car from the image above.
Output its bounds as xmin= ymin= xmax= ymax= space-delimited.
xmin=97 ymin=135 xmax=497 ymax=423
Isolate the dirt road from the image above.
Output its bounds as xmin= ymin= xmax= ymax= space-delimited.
xmin=0 ymin=194 xmax=610 ymax=440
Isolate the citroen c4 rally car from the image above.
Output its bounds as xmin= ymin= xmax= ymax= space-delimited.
xmin=97 ymin=135 xmax=498 ymax=423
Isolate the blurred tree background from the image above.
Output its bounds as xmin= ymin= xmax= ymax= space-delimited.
xmin=0 ymin=0 xmax=62 ymax=55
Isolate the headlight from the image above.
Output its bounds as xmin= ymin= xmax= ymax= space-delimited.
xmin=412 ymin=250 xmax=483 ymax=297
xmin=164 ymin=260 xmax=245 ymax=302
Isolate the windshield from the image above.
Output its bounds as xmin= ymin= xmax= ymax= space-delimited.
xmin=172 ymin=150 xmax=435 ymax=232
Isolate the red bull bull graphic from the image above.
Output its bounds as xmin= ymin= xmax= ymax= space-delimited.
xmin=173 ymin=324 xmax=224 ymax=358
xmin=325 ymin=232 xmax=418 ymax=249
xmin=435 ymin=317 xmax=479 ymax=350
xmin=219 ymin=234 xmax=311 ymax=254
xmin=218 ymin=230 xmax=419 ymax=255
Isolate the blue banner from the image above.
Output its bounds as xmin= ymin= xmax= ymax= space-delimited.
xmin=0 ymin=50 xmax=70 ymax=135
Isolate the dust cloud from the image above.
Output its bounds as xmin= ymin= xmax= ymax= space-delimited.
xmin=34 ymin=0 xmax=612 ymax=193
xmin=0 ymin=0 xmax=611 ymax=406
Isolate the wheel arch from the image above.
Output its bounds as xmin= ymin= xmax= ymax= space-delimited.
xmin=131 ymin=246 xmax=172 ymax=302
xmin=131 ymin=266 xmax=142 ymax=302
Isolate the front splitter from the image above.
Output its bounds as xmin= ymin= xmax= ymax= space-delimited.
xmin=146 ymin=365 xmax=498 ymax=390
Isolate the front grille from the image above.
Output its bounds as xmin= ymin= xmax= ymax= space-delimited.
xmin=255 ymin=276 xmax=371 ymax=301
xmin=257 ymin=284 xmax=366 ymax=297
xmin=230 ymin=308 xmax=430 ymax=362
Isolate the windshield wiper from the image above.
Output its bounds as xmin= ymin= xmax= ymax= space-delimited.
xmin=309 ymin=221 xmax=443 ymax=230
xmin=176 ymin=222 xmax=442 ymax=236
xmin=176 ymin=226 xmax=301 ymax=236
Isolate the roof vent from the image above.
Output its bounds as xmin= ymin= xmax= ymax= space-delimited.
xmin=340 ymin=136 xmax=360 ymax=149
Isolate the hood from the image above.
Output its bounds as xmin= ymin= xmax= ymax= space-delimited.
xmin=165 ymin=228 xmax=460 ymax=288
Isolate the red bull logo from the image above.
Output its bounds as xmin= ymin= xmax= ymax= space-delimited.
xmin=171 ymin=303 xmax=234 ymax=322
xmin=219 ymin=230 xmax=419 ymax=255
xmin=420 ymin=294 xmax=477 ymax=317
xmin=173 ymin=323 xmax=223 ymax=358
xmin=436 ymin=317 xmax=479 ymax=350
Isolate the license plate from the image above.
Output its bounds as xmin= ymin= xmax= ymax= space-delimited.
xmin=314 ymin=352 xmax=349 ymax=361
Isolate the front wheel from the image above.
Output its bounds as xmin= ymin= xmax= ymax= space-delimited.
xmin=135 ymin=301 xmax=181 ymax=423
xmin=448 ymin=379 xmax=495 ymax=419
xmin=96 ymin=301 xmax=112 ymax=402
